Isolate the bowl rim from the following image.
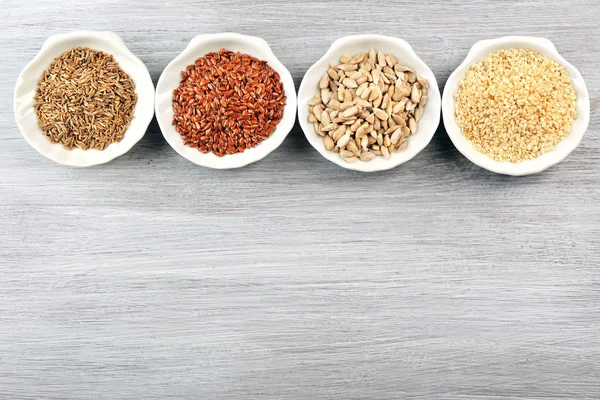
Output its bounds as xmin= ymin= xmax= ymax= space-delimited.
xmin=442 ymin=36 xmax=591 ymax=176
xmin=13 ymin=30 xmax=155 ymax=167
xmin=297 ymin=34 xmax=441 ymax=173
xmin=154 ymin=32 xmax=297 ymax=169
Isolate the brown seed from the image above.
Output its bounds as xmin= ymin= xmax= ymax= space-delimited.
xmin=34 ymin=47 xmax=137 ymax=151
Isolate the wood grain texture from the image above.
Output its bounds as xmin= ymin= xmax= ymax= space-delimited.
xmin=1 ymin=1 xmax=599 ymax=399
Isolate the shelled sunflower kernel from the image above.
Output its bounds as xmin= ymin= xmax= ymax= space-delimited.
xmin=308 ymin=49 xmax=428 ymax=163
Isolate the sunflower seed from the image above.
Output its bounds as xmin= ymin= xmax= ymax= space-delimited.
xmin=374 ymin=108 xmax=388 ymax=120
xmin=391 ymin=127 xmax=403 ymax=144
xmin=409 ymin=117 xmax=417 ymax=134
xmin=342 ymin=78 xmax=358 ymax=88
xmin=414 ymin=106 xmax=424 ymax=122
xmin=340 ymin=149 xmax=357 ymax=163
xmin=341 ymin=106 xmax=359 ymax=118
xmin=411 ymin=85 xmax=421 ymax=103
xmin=309 ymin=49 xmax=428 ymax=163
xmin=359 ymin=151 xmax=376 ymax=161
xmin=324 ymin=135 xmax=334 ymax=150
xmin=339 ymin=63 xmax=358 ymax=72
xmin=381 ymin=145 xmax=390 ymax=159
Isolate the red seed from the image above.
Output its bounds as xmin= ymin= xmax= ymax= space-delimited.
xmin=172 ymin=49 xmax=286 ymax=156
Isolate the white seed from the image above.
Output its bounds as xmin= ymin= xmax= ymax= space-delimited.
xmin=346 ymin=140 xmax=359 ymax=155
xmin=374 ymin=108 xmax=388 ymax=120
xmin=321 ymin=89 xmax=332 ymax=105
xmin=381 ymin=145 xmax=390 ymax=159
xmin=328 ymin=68 xmax=339 ymax=81
xmin=342 ymin=78 xmax=358 ymax=88
xmin=337 ymin=132 xmax=351 ymax=148
xmin=417 ymin=76 xmax=429 ymax=89
xmin=313 ymin=105 xmax=324 ymax=121
xmin=377 ymin=51 xmax=386 ymax=67
xmin=411 ymin=85 xmax=421 ymax=103
xmin=414 ymin=106 xmax=424 ymax=122
xmin=341 ymin=106 xmax=359 ymax=118
xmin=409 ymin=117 xmax=418 ymax=134
xmin=324 ymin=135 xmax=334 ymax=150
xmin=319 ymin=73 xmax=329 ymax=89
xmin=332 ymin=125 xmax=346 ymax=141
xmin=405 ymin=101 xmax=417 ymax=112
xmin=359 ymin=151 xmax=376 ymax=161
xmin=340 ymin=149 xmax=357 ymax=163
xmin=313 ymin=122 xmax=323 ymax=137
xmin=322 ymin=123 xmax=336 ymax=132
xmin=350 ymin=71 xmax=363 ymax=81
xmin=339 ymin=63 xmax=358 ymax=71
xmin=391 ymin=127 xmax=403 ymax=144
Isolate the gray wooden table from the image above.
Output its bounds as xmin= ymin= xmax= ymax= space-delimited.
xmin=1 ymin=1 xmax=599 ymax=399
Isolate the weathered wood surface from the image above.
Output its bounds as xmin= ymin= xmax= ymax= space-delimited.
xmin=0 ymin=1 xmax=599 ymax=398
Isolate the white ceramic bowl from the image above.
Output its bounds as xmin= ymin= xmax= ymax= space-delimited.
xmin=298 ymin=35 xmax=441 ymax=172
xmin=442 ymin=36 xmax=590 ymax=176
xmin=155 ymin=33 xmax=297 ymax=169
xmin=14 ymin=31 xmax=155 ymax=167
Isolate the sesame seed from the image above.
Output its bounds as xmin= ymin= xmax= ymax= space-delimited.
xmin=454 ymin=48 xmax=577 ymax=163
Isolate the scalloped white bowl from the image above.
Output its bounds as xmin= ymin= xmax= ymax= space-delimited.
xmin=298 ymin=35 xmax=441 ymax=172
xmin=155 ymin=33 xmax=297 ymax=169
xmin=14 ymin=31 xmax=155 ymax=167
xmin=442 ymin=36 xmax=590 ymax=176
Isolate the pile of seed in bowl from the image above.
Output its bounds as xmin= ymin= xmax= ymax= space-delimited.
xmin=172 ymin=49 xmax=286 ymax=157
xmin=35 ymin=47 xmax=137 ymax=150
xmin=454 ymin=48 xmax=577 ymax=163
xmin=308 ymin=49 xmax=428 ymax=163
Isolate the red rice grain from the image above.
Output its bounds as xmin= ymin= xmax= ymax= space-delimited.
xmin=172 ymin=49 xmax=286 ymax=157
